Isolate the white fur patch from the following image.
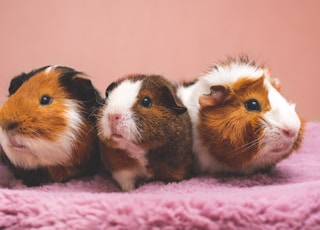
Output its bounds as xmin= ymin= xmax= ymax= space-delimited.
xmin=112 ymin=169 xmax=137 ymax=191
xmin=45 ymin=66 xmax=55 ymax=74
xmin=113 ymin=167 xmax=152 ymax=191
xmin=99 ymin=79 xmax=142 ymax=142
xmin=204 ymin=62 xmax=266 ymax=86
xmin=0 ymin=100 xmax=84 ymax=169
xmin=177 ymin=83 xmax=204 ymax=126
xmin=44 ymin=65 xmax=65 ymax=74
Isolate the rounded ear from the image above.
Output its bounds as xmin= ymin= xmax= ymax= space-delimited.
xmin=8 ymin=66 xmax=50 ymax=95
xmin=160 ymin=85 xmax=187 ymax=115
xmin=8 ymin=73 xmax=29 ymax=95
xmin=199 ymin=85 xmax=229 ymax=108
xmin=71 ymin=77 xmax=98 ymax=102
xmin=60 ymin=73 xmax=102 ymax=105
xmin=59 ymin=71 xmax=103 ymax=122
xmin=105 ymin=82 xmax=118 ymax=98
xmin=270 ymin=78 xmax=282 ymax=91
xmin=263 ymin=67 xmax=281 ymax=91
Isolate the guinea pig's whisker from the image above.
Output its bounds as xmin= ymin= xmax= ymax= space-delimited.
xmin=88 ymin=108 xmax=99 ymax=119
xmin=87 ymin=126 xmax=97 ymax=135
xmin=38 ymin=130 xmax=66 ymax=140
xmin=41 ymin=129 xmax=84 ymax=147
xmin=95 ymin=98 xmax=105 ymax=106
xmin=230 ymin=137 xmax=263 ymax=156
xmin=239 ymin=138 xmax=261 ymax=152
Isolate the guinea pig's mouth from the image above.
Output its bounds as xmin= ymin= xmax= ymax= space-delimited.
xmin=112 ymin=134 xmax=123 ymax=138
xmin=111 ymin=134 xmax=126 ymax=143
xmin=271 ymin=142 xmax=292 ymax=153
xmin=8 ymin=135 xmax=30 ymax=152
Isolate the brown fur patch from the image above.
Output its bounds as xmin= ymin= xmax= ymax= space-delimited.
xmin=99 ymin=140 xmax=140 ymax=172
xmin=198 ymin=77 xmax=270 ymax=168
xmin=98 ymin=74 xmax=193 ymax=189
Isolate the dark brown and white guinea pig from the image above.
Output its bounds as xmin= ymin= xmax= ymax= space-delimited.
xmin=0 ymin=65 xmax=103 ymax=186
xmin=97 ymin=74 xmax=193 ymax=191
xmin=177 ymin=56 xmax=304 ymax=174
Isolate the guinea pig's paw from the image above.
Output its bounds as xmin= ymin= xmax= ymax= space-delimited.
xmin=113 ymin=136 xmax=148 ymax=157
xmin=112 ymin=169 xmax=136 ymax=191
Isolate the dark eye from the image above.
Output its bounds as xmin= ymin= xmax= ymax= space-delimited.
xmin=40 ymin=95 xmax=53 ymax=105
xmin=105 ymin=82 xmax=117 ymax=98
xmin=244 ymin=99 xmax=261 ymax=112
xmin=141 ymin=97 xmax=152 ymax=108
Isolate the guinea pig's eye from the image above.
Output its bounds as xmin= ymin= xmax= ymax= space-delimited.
xmin=141 ymin=97 xmax=152 ymax=108
xmin=244 ymin=99 xmax=261 ymax=112
xmin=40 ymin=95 xmax=53 ymax=105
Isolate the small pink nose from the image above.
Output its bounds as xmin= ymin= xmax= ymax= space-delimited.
xmin=281 ymin=128 xmax=297 ymax=138
xmin=108 ymin=113 xmax=121 ymax=123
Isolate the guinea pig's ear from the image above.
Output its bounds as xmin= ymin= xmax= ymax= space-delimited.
xmin=8 ymin=66 xmax=50 ymax=95
xmin=60 ymin=72 xmax=102 ymax=107
xmin=8 ymin=73 xmax=29 ymax=95
xmin=105 ymin=82 xmax=118 ymax=98
xmin=263 ymin=67 xmax=282 ymax=92
xmin=70 ymin=77 xmax=99 ymax=102
xmin=270 ymin=78 xmax=282 ymax=91
xmin=160 ymin=85 xmax=187 ymax=115
xmin=199 ymin=85 xmax=229 ymax=108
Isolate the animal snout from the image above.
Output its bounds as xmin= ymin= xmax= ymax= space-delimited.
xmin=108 ymin=113 xmax=123 ymax=135
xmin=108 ymin=113 xmax=122 ymax=123
xmin=280 ymin=127 xmax=298 ymax=138
xmin=1 ymin=120 xmax=20 ymax=131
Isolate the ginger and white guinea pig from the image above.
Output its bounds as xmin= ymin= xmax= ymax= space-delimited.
xmin=177 ymin=56 xmax=304 ymax=174
xmin=0 ymin=65 xmax=103 ymax=186
xmin=97 ymin=74 xmax=193 ymax=191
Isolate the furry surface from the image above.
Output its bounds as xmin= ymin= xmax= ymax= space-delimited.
xmin=0 ymin=123 xmax=320 ymax=229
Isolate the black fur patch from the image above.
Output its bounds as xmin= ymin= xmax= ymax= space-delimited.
xmin=8 ymin=66 xmax=50 ymax=95
xmin=57 ymin=67 xmax=103 ymax=122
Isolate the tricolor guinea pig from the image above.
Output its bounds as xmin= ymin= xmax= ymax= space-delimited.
xmin=97 ymin=74 xmax=193 ymax=191
xmin=0 ymin=66 xmax=103 ymax=186
xmin=177 ymin=56 xmax=304 ymax=174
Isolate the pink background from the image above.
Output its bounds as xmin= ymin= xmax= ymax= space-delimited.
xmin=0 ymin=0 xmax=319 ymax=121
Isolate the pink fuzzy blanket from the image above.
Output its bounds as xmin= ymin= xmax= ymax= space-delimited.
xmin=1 ymin=123 xmax=320 ymax=229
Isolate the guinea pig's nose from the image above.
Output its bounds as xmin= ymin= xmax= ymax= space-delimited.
xmin=281 ymin=127 xmax=297 ymax=138
xmin=2 ymin=121 xmax=20 ymax=131
xmin=108 ymin=114 xmax=121 ymax=123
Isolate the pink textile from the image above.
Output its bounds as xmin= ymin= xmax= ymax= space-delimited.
xmin=0 ymin=123 xmax=320 ymax=229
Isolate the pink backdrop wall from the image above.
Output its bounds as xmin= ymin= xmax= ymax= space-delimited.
xmin=1 ymin=0 xmax=319 ymax=121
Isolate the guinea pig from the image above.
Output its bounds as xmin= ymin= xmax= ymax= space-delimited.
xmin=177 ymin=56 xmax=304 ymax=175
xmin=0 ymin=65 xmax=103 ymax=186
xmin=97 ymin=74 xmax=193 ymax=191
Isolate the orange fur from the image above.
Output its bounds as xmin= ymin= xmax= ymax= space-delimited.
xmin=0 ymin=71 xmax=68 ymax=140
xmin=198 ymin=77 xmax=269 ymax=168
